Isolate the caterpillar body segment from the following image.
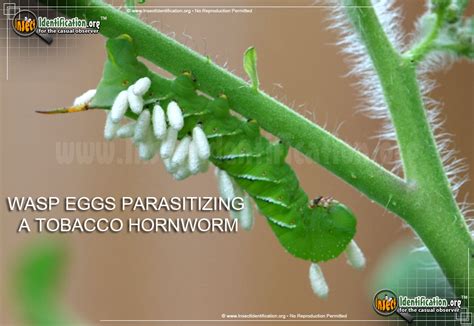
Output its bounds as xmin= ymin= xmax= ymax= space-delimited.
xmin=168 ymin=73 xmax=356 ymax=262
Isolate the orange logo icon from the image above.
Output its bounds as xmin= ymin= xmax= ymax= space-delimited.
xmin=12 ymin=10 xmax=38 ymax=37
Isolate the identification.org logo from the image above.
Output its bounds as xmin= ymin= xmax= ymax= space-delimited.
xmin=11 ymin=9 xmax=100 ymax=45
xmin=372 ymin=289 xmax=466 ymax=324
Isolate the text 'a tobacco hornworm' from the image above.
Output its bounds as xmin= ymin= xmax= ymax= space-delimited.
xmin=49 ymin=35 xmax=364 ymax=297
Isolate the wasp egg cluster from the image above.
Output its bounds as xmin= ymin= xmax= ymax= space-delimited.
xmin=74 ymin=77 xmax=254 ymax=231
xmin=98 ymin=77 xmax=211 ymax=180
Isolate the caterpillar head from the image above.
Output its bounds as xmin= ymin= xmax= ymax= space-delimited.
xmin=310 ymin=197 xmax=356 ymax=237
xmin=310 ymin=196 xmax=334 ymax=208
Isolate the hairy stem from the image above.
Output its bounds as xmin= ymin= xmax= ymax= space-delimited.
xmin=456 ymin=0 xmax=471 ymax=15
xmin=405 ymin=8 xmax=445 ymax=63
xmin=344 ymin=0 xmax=473 ymax=305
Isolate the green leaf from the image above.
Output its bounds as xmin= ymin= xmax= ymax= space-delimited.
xmin=12 ymin=240 xmax=72 ymax=325
xmin=91 ymin=34 xmax=169 ymax=108
xmin=243 ymin=46 xmax=260 ymax=91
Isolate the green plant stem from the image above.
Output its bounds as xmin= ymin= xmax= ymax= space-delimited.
xmin=41 ymin=0 xmax=473 ymax=305
xmin=433 ymin=42 xmax=474 ymax=58
xmin=344 ymin=0 xmax=473 ymax=305
xmin=404 ymin=9 xmax=445 ymax=63
xmin=40 ymin=0 xmax=412 ymax=215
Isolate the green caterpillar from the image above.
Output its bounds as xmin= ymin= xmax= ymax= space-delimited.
xmin=91 ymin=35 xmax=357 ymax=263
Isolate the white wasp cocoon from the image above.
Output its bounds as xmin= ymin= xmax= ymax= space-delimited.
xmin=128 ymin=88 xmax=144 ymax=114
xmin=73 ymin=89 xmax=96 ymax=106
xmin=138 ymin=130 xmax=159 ymax=161
xmin=133 ymin=110 xmax=151 ymax=143
xmin=138 ymin=142 xmax=153 ymax=161
xmin=160 ymin=128 xmax=178 ymax=159
xmin=239 ymin=194 xmax=254 ymax=230
xmin=132 ymin=77 xmax=151 ymax=96
xmin=104 ymin=113 xmax=119 ymax=141
xmin=229 ymin=185 xmax=245 ymax=220
xmin=152 ymin=104 xmax=167 ymax=140
xmin=309 ymin=263 xmax=329 ymax=299
xmin=188 ymin=140 xmax=201 ymax=175
xmin=116 ymin=122 xmax=136 ymax=138
xmin=192 ymin=125 xmax=210 ymax=160
xmin=167 ymin=101 xmax=184 ymax=131
xmin=171 ymin=136 xmax=191 ymax=170
xmin=199 ymin=159 xmax=210 ymax=173
xmin=173 ymin=164 xmax=192 ymax=181
xmin=110 ymin=90 xmax=129 ymax=123
xmin=162 ymin=158 xmax=175 ymax=173
xmin=217 ymin=169 xmax=237 ymax=200
xmin=138 ymin=141 xmax=156 ymax=161
xmin=345 ymin=240 xmax=366 ymax=270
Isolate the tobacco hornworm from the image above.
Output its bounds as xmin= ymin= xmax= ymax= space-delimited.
xmin=90 ymin=35 xmax=358 ymax=263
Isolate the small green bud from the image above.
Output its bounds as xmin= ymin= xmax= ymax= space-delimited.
xmin=431 ymin=0 xmax=451 ymax=11
xmin=445 ymin=4 xmax=460 ymax=24
xmin=417 ymin=14 xmax=438 ymax=39
xmin=243 ymin=46 xmax=260 ymax=91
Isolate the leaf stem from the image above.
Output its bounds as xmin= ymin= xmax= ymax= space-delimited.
xmin=404 ymin=8 xmax=445 ymax=64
